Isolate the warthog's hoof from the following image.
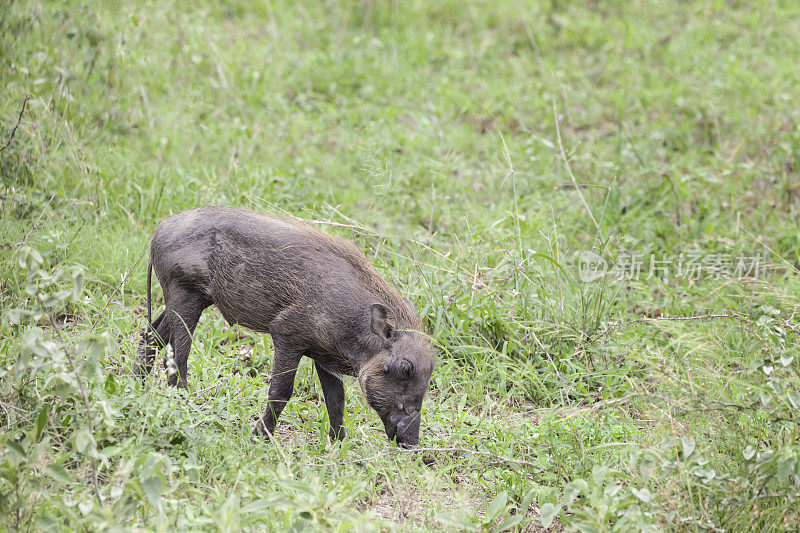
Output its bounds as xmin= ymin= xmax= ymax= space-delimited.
xmin=251 ymin=420 xmax=272 ymax=443
xmin=328 ymin=426 xmax=346 ymax=441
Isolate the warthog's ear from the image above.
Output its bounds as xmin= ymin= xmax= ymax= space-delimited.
xmin=370 ymin=303 xmax=395 ymax=342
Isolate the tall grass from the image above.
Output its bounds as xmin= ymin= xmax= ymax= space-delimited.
xmin=2 ymin=0 xmax=800 ymax=530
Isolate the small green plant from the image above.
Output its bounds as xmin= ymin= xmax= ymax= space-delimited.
xmin=435 ymin=489 xmax=534 ymax=531
xmin=541 ymin=463 xmax=657 ymax=532
xmin=1 ymin=246 xmax=109 ymax=529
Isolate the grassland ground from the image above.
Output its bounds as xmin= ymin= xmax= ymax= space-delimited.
xmin=2 ymin=1 xmax=800 ymax=531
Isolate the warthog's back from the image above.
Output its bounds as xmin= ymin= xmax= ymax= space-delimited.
xmin=150 ymin=206 xmax=418 ymax=334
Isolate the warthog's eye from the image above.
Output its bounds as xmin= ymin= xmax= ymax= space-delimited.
xmin=398 ymin=358 xmax=414 ymax=379
xmin=386 ymin=358 xmax=415 ymax=380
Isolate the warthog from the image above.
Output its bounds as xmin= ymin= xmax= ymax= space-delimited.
xmin=135 ymin=206 xmax=434 ymax=447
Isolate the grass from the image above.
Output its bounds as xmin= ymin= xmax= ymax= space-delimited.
xmin=2 ymin=0 xmax=800 ymax=530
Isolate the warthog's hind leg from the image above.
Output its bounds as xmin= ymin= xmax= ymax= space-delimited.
xmin=164 ymin=287 xmax=210 ymax=389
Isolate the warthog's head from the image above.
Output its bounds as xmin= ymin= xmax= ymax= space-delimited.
xmin=358 ymin=303 xmax=435 ymax=447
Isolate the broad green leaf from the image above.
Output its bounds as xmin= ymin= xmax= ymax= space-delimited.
xmin=36 ymin=516 xmax=59 ymax=532
xmin=6 ymin=440 xmax=28 ymax=460
xmin=540 ymin=503 xmax=562 ymax=528
xmin=563 ymin=479 xmax=589 ymax=505
xmin=75 ymin=429 xmax=96 ymax=454
xmin=71 ymin=267 xmax=84 ymax=300
xmin=40 ymin=292 xmax=63 ymax=308
xmin=241 ymin=496 xmax=286 ymax=514
xmin=435 ymin=511 xmax=480 ymax=532
xmin=788 ymin=390 xmax=800 ymax=409
xmin=632 ymin=487 xmax=652 ymax=503
xmin=142 ymin=476 xmax=163 ymax=509
xmin=138 ymin=451 xmax=165 ymax=478
xmin=99 ymin=445 xmax=121 ymax=459
xmin=485 ymin=490 xmax=508 ymax=523
xmin=104 ymin=373 xmax=117 ymax=394
xmin=759 ymin=391 xmax=771 ymax=406
xmin=604 ymin=484 xmax=622 ymax=499
xmin=498 ymin=513 xmax=524 ymax=531
xmin=776 ymin=457 xmax=795 ymax=482
xmin=521 ymin=487 xmax=537 ymax=512
xmin=79 ymin=335 xmax=107 ymax=378
xmin=681 ymin=437 xmax=695 ymax=459
xmin=699 ymin=468 xmax=716 ymax=483
xmin=639 ymin=456 xmax=658 ymax=480
xmin=45 ymin=464 xmax=72 ymax=484
xmin=742 ymin=446 xmax=756 ymax=460
xmin=33 ymin=405 xmax=49 ymax=442
xmin=5 ymin=308 xmax=30 ymax=325
xmin=19 ymin=247 xmax=44 ymax=270
xmin=592 ymin=464 xmax=609 ymax=486
xmin=16 ymin=327 xmax=44 ymax=372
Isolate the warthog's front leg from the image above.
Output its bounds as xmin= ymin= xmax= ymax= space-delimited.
xmin=254 ymin=336 xmax=302 ymax=439
xmin=315 ymin=361 xmax=346 ymax=441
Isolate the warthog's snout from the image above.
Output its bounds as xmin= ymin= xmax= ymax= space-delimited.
xmin=385 ymin=410 xmax=421 ymax=447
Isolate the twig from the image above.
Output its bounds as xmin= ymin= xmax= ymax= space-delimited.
xmin=0 ymin=96 xmax=32 ymax=152
xmin=772 ymin=416 xmax=800 ymax=425
xmin=11 ymin=194 xmax=55 ymax=248
xmin=552 ymin=99 xmax=600 ymax=232
xmin=0 ymin=402 xmax=14 ymax=431
xmin=598 ymin=313 xmax=747 ymax=338
xmin=707 ymin=398 xmax=757 ymax=410
xmin=754 ymin=492 xmax=800 ymax=500
xmin=0 ymin=194 xmax=33 ymax=204
xmin=309 ymin=446 xmax=543 ymax=471
xmin=653 ymin=371 xmax=762 ymax=417
xmin=191 ymin=382 xmax=223 ymax=397
xmin=738 ymin=224 xmax=800 ymax=276
xmin=674 ymin=516 xmax=725 ymax=532
xmin=555 ymin=392 xmax=639 ymax=416
xmin=651 ymin=394 xmax=756 ymax=416
xmin=3 ymin=198 xmax=88 ymax=249
xmin=139 ymin=85 xmax=153 ymax=127
xmin=89 ymin=241 xmax=149 ymax=332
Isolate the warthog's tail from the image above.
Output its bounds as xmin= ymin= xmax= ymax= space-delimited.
xmin=146 ymin=259 xmax=153 ymax=335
